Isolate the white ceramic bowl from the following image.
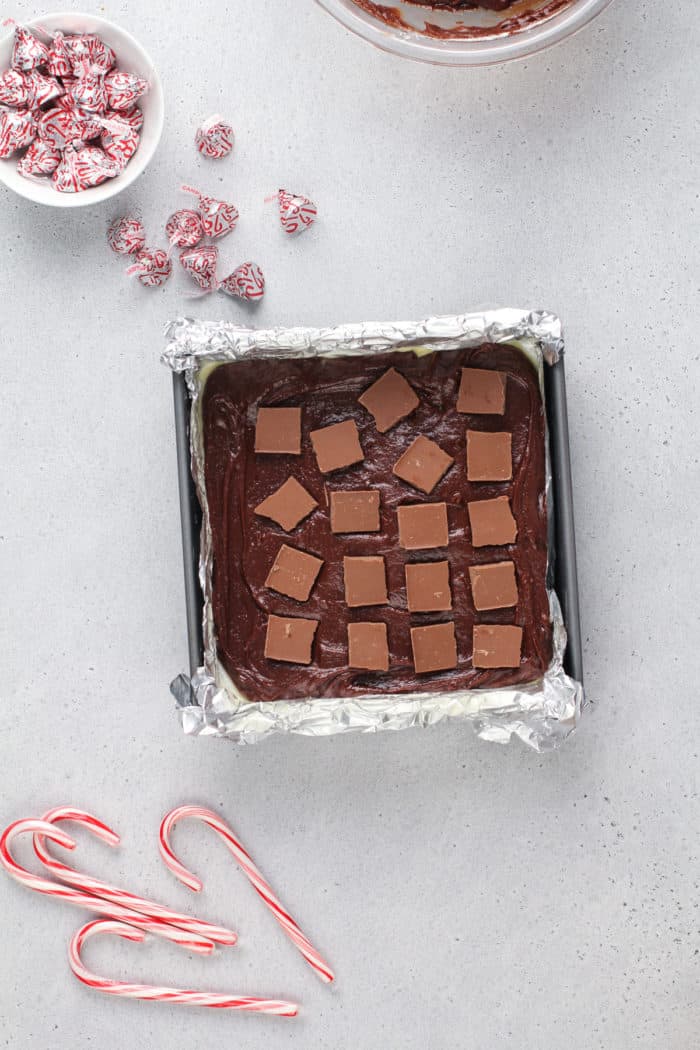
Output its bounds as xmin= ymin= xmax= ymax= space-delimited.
xmin=315 ymin=0 xmax=615 ymax=66
xmin=0 ymin=12 xmax=164 ymax=207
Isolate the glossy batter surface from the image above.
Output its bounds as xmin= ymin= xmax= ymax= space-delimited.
xmin=202 ymin=346 xmax=552 ymax=701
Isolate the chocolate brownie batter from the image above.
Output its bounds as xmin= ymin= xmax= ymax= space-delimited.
xmin=201 ymin=345 xmax=552 ymax=702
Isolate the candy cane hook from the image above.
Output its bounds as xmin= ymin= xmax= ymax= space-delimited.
xmin=34 ymin=807 xmax=237 ymax=948
xmin=0 ymin=819 xmax=212 ymax=955
xmin=159 ymin=806 xmax=334 ymax=984
xmin=69 ymin=919 xmax=298 ymax=1016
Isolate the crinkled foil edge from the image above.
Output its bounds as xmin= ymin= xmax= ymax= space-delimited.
xmin=163 ymin=309 xmax=582 ymax=752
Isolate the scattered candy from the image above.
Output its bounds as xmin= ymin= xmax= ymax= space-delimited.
xmin=195 ymin=114 xmax=234 ymax=159
xmin=181 ymin=184 xmax=239 ymax=239
xmin=17 ymin=137 xmax=61 ymax=176
xmin=0 ymin=107 xmax=36 ymax=158
xmin=11 ymin=25 xmax=48 ymax=72
xmin=104 ymin=70 xmax=148 ymax=111
xmin=219 ymin=262 xmax=265 ymax=302
xmin=100 ymin=116 xmax=139 ymax=170
xmin=0 ymin=24 xmax=146 ymax=193
xmin=107 ymin=216 xmax=146 ymax=255
xmin=179 ymin=245 xmax=219 ymax=291
xmin=165 ymin=209 xmax=203 ymax=249
xmin=276 ymin=188 xmax=317 ymax=234
xmin=126 ymin=248 xmax=172 ymax=287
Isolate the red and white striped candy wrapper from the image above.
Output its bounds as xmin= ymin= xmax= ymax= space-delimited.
xmin=52 ymin=145 xmax=119 ymax=193
xmin=0 ymin=818 xmax=215 ymax=955
xmin=0 ymin=108 xmax=37 ymax=159
xmin=195 ymin=114 xmax=234 ymax=159
xmin=69 ymin=919 xmax=298 ymax=1016
xmin=65 ymin=33 xmax=116 ymax=75
xmin=46 ymin=31 xmax=72 ymax=78
xmin=179 ymin=245 xmax=219 ymax=291
xmin=159 ymin=805 xmax=335 ymax=984
xmin=37 ymin=106 xmax=81 ymax=150
xmin=0 ymin=69 xmax=62 ymax=108
xmin=34 ymin=806 xmax=238 ymax=949
xmin=219 ymin=262 xmax=265 ymax=302
xmin=165 ymin=209 xmax=203 ymax=250
xmin=10 ymin=25 xmax=49 ymax=72
xmin=126 ymin=247 xmax=172 ymax=287
xmin=70 ymin=61 xmax=107 ymax=114
xmin=26 ymin=69 xmax=64 ymax=106
xmin=276 ymin=188 xmax=318 ymax=234
xmin=107 ymin=104 xmax=143 ymax=132
xmin=181 ymin=184 xmax=239 ymax=240
xmin=100 ymin=117 xmax=139 ymax=170
xmin=104 ymin=69 xmax=148 ymax=111
xmin=107 ymin=216 xmax=146 ymax=255
xmin=17 ymin=138 xmax=61 ymax=178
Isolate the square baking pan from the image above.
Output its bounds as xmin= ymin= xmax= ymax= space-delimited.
xmin=168 ymin=314 xmax=583 ymax=745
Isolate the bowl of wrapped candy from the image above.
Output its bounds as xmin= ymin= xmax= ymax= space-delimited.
xmin=0 ymin=13 xmax=164 ymax=206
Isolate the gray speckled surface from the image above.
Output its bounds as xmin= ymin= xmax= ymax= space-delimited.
xmin=1 ymin=1 xmax=699 ymax=1047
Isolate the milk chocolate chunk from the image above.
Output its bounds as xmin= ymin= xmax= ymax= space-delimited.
xmin=264 ymin=544 xmax=323 ymax=602
xmin=348 ymin=621 xmax=389 ymax=672
xmin=393 ymin=435 xmax=454 ymax=495
xmin=457 ymin=368 xmax=506 ymax=415
xmin=264 ymin=614 xmax=318 ymax=665
xmin=410 ymin=621 xmax=457 ymax=674
xmin=358 ymin=367 xmax=420 ymax=433
xmin=343 ymin=555 xmax=388 ymax=608
xmin=397 ymin=502 xmax=449 ymax=550
xmin=254 ymin=407 xmax=302 ymax=454
xmin=405 ymin=560 xmax=452 ymax=613
xmin=473 ymin=624 xmax=522 ymax=669
xmin=467 ymin=496 xmax=517 ymax=547
xmin=330 ymin=490 xmax=380 ymax=534
xmin=310 ymin=419 xmax=364 ymax=474
xmin=469 ymin=561 xmax=518 ymax=611
xmin=254 ymin=477 xmax=317 ymax=531
xmin=466 ymin=431 xmax=512 ymax=482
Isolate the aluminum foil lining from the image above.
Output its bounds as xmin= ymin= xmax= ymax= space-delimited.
xmin=162 ymin=309 xmax=582 ymax=752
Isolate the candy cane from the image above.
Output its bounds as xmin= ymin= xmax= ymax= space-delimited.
xmin=34 ymin=807 xmax=237 ymax=948
xmin=69 ymin=919 xmax=298 ymax=1016
xmin=159 ymin=806 xmax=334 ymax=984
xmin=0 ymin=819 xmax=213 ymax=955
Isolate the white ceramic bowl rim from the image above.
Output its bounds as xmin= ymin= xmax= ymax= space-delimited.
xmin=314 ymin=0 xmax=615 ymax=66
xmin=0 ymin=12 xmax=164 ymax=207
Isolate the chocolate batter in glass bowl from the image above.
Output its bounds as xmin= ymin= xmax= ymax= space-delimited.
xmin=315 ymin=0 xmax=614 ymax=65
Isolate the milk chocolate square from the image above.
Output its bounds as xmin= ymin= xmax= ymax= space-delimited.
xmin=405 ymin=560 xmax=452 ymax=613
xmin=410 ymin=621 xmax=457 ymax=674
xmin=397 ymin=502 xmax=449 ymax=550
xmin=254 ymin=407 xmax=301 ymax=454
xmin=348 ymin=621 xmax=389 ymax=671
xmin=473 ymin=624 xmax=522 ymax=668
xmin=254 ymin=477 xmax=317 ymax=531
xmin=457 ymin=368 xmax=506 ymax=415
xmin=330 ymin=490 xmax=380 ymax=534
xmin=466 ymin=431 xmax=512 ymax=482
xmin=467 ymin=496 xmax=517 ymax=547
xmin=264 ymin=544 xmax=323 ymax=602
xmin=358 ymin=367 xmax=420 ymax=433
xmin=393 ymin=435 xmax=454 ymax=495
xmin=469 ymin=561 xmax=518 ymax=611
xmin=343 ymin=555 xmax=388 ymax=607
xmin=310 ymin=420 xmax=364 ymax=474
xmin=264 ymin=614 xmax=318 ymax=664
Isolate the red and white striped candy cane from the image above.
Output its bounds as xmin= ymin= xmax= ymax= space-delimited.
xmin=34 ymin=807 xmax=237 ymax=949
xmin=159 ymin=805 xmax=335 ymax=984
xmin=69 ymin=919 xmax=298 ymax=1016
xmin=0 ymin=818 xmax=213 ymax=955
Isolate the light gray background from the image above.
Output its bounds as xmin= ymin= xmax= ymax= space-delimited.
xmin=1 ymin=1 xmax=698 ymax=1047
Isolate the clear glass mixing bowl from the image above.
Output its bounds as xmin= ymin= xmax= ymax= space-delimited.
xmin=314 ymin=0 xmax=614 ymax=66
